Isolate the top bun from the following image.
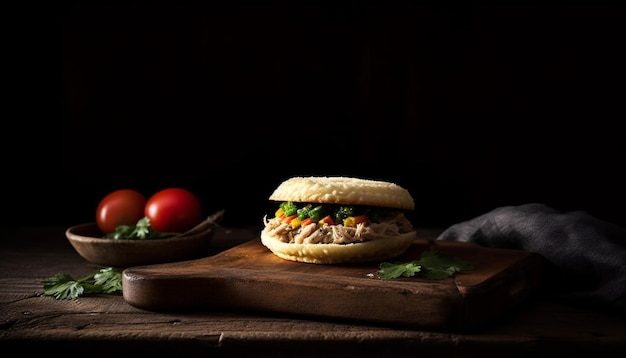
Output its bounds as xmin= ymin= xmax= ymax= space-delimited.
xmin=268 ymin=176 xmax=414 ymax=210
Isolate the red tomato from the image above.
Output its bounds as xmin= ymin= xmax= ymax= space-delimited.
xmin=96 ymin=189 xmax=147 ymax=234
xmin=145 ymin=187 xmax=202 ymax=233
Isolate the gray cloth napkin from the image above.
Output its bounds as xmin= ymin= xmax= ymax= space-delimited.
xmin=437 ymin=203 xmax=626 ymax=314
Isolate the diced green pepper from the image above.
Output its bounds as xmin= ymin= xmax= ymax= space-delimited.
xmin=297 ymin=204 xmax=312 ymax=220
xmin=280 ymin=202 xmax=298 ymax=217
xmin=364 ymin=207 xmax=387 ymax=223
xmin=308 ymin=205 xmax=325 ymax=222
xmin=334 ymin=206 xmax=356 ymax=224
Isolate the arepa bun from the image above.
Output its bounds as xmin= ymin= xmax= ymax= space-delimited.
xmin=261 ymin=229 xmax=416 ymax=264
xmin=261 ymin=176 xmax=416 ymax=264
xmin=269 ymin=176 xmax=414 ymax=210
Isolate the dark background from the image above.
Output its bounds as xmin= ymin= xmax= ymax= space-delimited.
xmin=5 ymin=2 xmax=625 ymax=230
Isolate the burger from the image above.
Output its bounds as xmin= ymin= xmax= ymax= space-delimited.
xmin=260 ymin=176 xmax=417 ymax=264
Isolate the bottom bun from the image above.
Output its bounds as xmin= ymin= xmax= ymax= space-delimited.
xmin=260 ymin=231 xmax=417 ymax=264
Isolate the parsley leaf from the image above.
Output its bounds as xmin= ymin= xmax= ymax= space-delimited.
xmin=41 ymin=267 xmax=123 ymax=299
xmin=93 ymin=267 xmax=123 ymax=294
xmin=105 ymin=217 xmax=177 ymax=240
xmin=379 ymin=261 xmax=422 ymax=278
xmin=378 ymin=250 xmax=474 ymax=280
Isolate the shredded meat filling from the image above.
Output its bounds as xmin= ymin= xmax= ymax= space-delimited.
xmin=263 ymin=213 xmax=413 ymax=245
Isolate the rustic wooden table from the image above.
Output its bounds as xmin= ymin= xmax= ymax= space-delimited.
xmin=1 ymin=225 xmax=624 ymax=357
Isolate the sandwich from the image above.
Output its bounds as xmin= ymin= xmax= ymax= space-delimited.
xmin=260 ymin=176 xmax=417 ymax=264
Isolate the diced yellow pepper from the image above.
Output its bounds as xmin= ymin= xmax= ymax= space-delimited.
xmin=275 ymin=207 xmax=284 ymax=217
xmin=343 ymin=215 xmax=368 ymax=227
xmin=290 ymin=218 xmax=302 ymax=229
xmin=343 ymin=217 xmax=356 ymax=227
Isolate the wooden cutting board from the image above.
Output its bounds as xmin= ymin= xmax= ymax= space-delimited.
xmin=122 ymin=238 xmax=544 ymax=332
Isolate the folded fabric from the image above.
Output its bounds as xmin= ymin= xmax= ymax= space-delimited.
xmin=436 ymin=203 xmax=626 ymax=314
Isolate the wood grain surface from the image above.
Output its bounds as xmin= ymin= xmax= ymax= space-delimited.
xmin=123 ymin=238 xmax=544 ymax=331
xmin=3 ymin=226 xmax=625 ymax=357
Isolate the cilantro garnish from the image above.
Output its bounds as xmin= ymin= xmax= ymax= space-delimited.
xmin=378 ymin=250 xmax=474 ymax=280
xmin=41 ymin=267 xmax=123 ymax=299
xmin=105 ymin=217 xmax=177 ymax=240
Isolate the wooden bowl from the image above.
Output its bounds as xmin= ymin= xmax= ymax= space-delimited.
xmin=66 ymin=211 xmax=224 ymax=267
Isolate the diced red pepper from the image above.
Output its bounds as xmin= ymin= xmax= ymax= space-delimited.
xmin=301 ymin=218 xmax=314 ymax=227
xmin=353 ymin=215 xmax=368 ymax=225
xmin=318 ymin=215 xmax=335 ymax=226
xmin=282 ymin=214 xmax=298 ymax=224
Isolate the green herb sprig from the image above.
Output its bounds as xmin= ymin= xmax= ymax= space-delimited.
xmin=41 ymin=267 xmax=122 ymax=299
xmin=378 ymin=250 xmax=474 ymax=280
xmin=105 ymin=217 xmax=178 ymax=240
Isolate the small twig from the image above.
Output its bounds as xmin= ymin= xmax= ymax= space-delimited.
xmin=177 ymin=210 xmax=226 ymax=238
